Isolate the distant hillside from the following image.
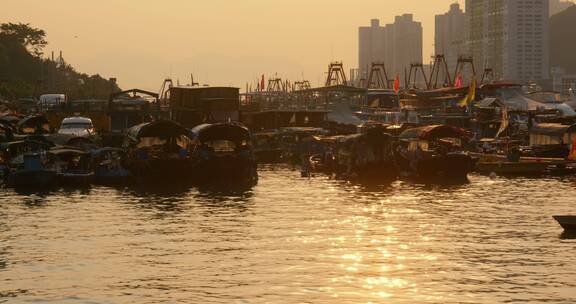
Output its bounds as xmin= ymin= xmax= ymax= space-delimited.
xmin=0 ymin=23 xmax=120 ymax=101
xmin=550 ymin=5 xmax=576 ymax=74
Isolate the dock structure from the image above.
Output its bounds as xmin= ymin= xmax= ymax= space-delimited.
xmin=366 ymin=63 xmax=390 ymax=89
xmin=241 ymin=109 xmax=329 ymax=131
xmin=169 ymin=86 xmax=240 ymax=128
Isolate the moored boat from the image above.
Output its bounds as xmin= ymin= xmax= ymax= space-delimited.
xmin=91 ymin=147 xmax=132 ymax=184
xmin=189 ymin=122 xmax=258 ymax=185
xmin=553 ymin=216 xmax=576 ymax=232
xmin=311 ymin=128 xmax=398 ymax=181
xmin=124 ymin=120 xmax=193 ymax=181
xmin=474 ymin=153 xmax=549 ymax=176
xmin=396 ymin=125 xmax=473 ymax=180
xmin=1 ymin=140 xmax=56 ymax=188
xmin=49 ymin=147 xmax=94 ymax=186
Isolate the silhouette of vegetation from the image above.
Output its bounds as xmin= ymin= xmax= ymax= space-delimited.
xmin=0 ymin=23 xmax=120 ymax=101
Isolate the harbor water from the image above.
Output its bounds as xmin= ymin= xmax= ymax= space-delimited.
xmin=1 ymin=165 xmax=576 ymax=303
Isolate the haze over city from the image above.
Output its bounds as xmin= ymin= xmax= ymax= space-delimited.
xmin=5 ymin=0 xmax=576 ymax=303
xmin=0 ymin=0 xmax=471 ymax=90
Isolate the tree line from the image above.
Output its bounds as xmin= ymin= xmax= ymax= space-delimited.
xmin=0 ymin=23 xmax=120 ymax=101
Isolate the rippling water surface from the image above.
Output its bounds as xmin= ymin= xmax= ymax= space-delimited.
xmin=1 ymin=165 xmax=576 ymax=303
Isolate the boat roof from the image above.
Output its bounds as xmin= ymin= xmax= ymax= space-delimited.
xmin=191 ymin=122 xmax=251 ymax=142
xmin=61 ymin=116 xmax=93 ymax=124
xmin=530 ymin=123 xmax=576 ymax=136
xmin=399 ymin=125 xmax=470 ymax=140
xmin=18 ymin=115 xmax=49 ymax=127
xmin=127 ymin=120 xmax=188 ymax=140
xmin=0 ymin=139 xmax=51 ymax=150
xmin=476 ymin=98 xmax=505 ymax=108
xmin=49 ymin=147 xmax=90 ymax=156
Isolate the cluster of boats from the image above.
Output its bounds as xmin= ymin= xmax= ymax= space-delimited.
xmin=252 ymin=123 xmax=576 ymax=183
xmin=0 ymin=115 xmax=258 ymax=189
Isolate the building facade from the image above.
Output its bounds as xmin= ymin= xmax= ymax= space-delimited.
xmin=358 ymin=15 xmax=423 ymax=84
xmin=390 ymin=14 xmax=423 ymax=77
xmin=466 ymin=0 xmax=550 ymax=84
xmin=435 ymin=3 xmax=467 ymax=79
xmin=358 ymin=19 xmax=387 ymax=82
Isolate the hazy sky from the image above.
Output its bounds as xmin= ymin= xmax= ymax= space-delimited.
xmin=1 ymin=0 xmax=464 ymax=91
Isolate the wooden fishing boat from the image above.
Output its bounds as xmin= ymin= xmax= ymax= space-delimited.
xmin=396 ymin=125 xmax=473 ymax=180
xmin=49 ymin=147 xmax=94 ymax=186
xmin=553 ymin=216 xmax=576 ymax=231
xmin=1 ymin=140 xmax=57 ymax=188
xmin=305 ymin=128 xmax=398 ymax=181
xmin=189 ymin=122 xmax=258 ymax=185
xmin=91 ymin=147 xmax=132 ymax=184
xmin=124 ymin=120 xmax=193 ymax=181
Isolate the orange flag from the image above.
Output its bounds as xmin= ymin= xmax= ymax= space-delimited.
xmin=569 ymin=140 xmax=576 ymax=160
xmin=393 ymin=74 xmax=400 ymax=93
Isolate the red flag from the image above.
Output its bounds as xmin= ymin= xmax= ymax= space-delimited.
xmin=261 ymin=74 xmax=265 ymax=91
xmin=454 ymin=75 xmax=463 ymax=88
xmin=393 ymin=74 xmax=400 ymax=93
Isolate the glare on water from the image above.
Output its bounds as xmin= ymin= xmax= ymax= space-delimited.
xmin=1 ymin=165 xmax=576 ymax=303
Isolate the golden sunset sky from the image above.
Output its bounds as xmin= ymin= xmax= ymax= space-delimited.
xmin=1 ymin=0 xmax=463 ymax=91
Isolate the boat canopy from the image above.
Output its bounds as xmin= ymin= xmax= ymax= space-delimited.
xmin=529 ymin=123 xmax=576 ymax=136
xmin=0 ymin=115 xmax=21 ymax=126
xmin=476 ymin=98 xmax=505 ymax=109
xmin=0 ymin=139 xmax=51 ymax=150
xmin=191 ymin=123 xmax=251 ymax=143
xmin=0 ymin=123 xmax=14 ymax=141
xmin=127 ymin=120 xmax=188 ymax=141
xmin=18 ymin=115 xmax=49 ymax=129
xmin=399 ymin=125 xmax=470 ymax=140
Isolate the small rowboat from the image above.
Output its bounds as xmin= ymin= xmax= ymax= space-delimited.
xmin=553 ymin=216 xmax=576 ymax=231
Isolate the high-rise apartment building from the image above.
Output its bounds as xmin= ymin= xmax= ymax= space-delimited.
xmin=435 ymin=3 xmax=467 ymax=77
xmin=466 ymin=0 xmax=550 ymax=83
xmin=390 ymin=14 xmax=423 ymax=76
xmin=358 ymin=19 xmax=387 ymax=81
xmin=358 ymin=15 xmax=423 ymax=83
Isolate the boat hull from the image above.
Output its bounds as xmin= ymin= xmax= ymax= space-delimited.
xmin=57 ymin=172 xmax=94 ymax=186
xmin=128 ymin=158 xmax=193 ymax=182
xmin=6 ymin=169 xmax=57 ymax=188
xmin=476 ymin=162 xmax=548 ymax=176
xmin=190 ymin=156 xmax=258 ymax=186
xmin=401 ymin=153 xmax=473 ymax=180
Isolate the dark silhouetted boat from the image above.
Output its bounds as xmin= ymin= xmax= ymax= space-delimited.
xmin=189 ymin=122 xmax=257 ymax=185
xmin=91 ymin=147 xmax=132 ymax=184
xmin=553 ymin=216 xmax=576 ymax=232
xmin=49 ymin=147 xmax=94 ymax=186
xmin=1 ymin=140 xmax=56 ymax=188
xmin=124 ymin=120 xmax=193 ymax=181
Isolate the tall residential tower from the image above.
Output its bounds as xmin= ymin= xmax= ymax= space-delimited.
xmin=466 ymin=0 xmax=550 ymax=83
xmin=435 ymin=3 xmax=467 ymax=76
xmin=358 ymin=15 xmax=423 ymax=83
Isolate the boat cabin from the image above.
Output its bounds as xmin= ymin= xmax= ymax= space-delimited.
xmin=125 ymin=120 xmax=192 ymax=161
xmin=191 ymin=122 xmax=252 ymax=154
xmin=17 ymin=115 xmax=51 ymax=135
xmin=189 ymin=122 xmax=257 ymax=184
xmin=0 ymin=140 xmax=51 ymax=167
xmin=48 ymin=148 xmax=93 ymax=174
xmin=399 ymin=125 xmax=470 ymax=157
xmin=529 ymin=123 xmax=576 ymax=158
